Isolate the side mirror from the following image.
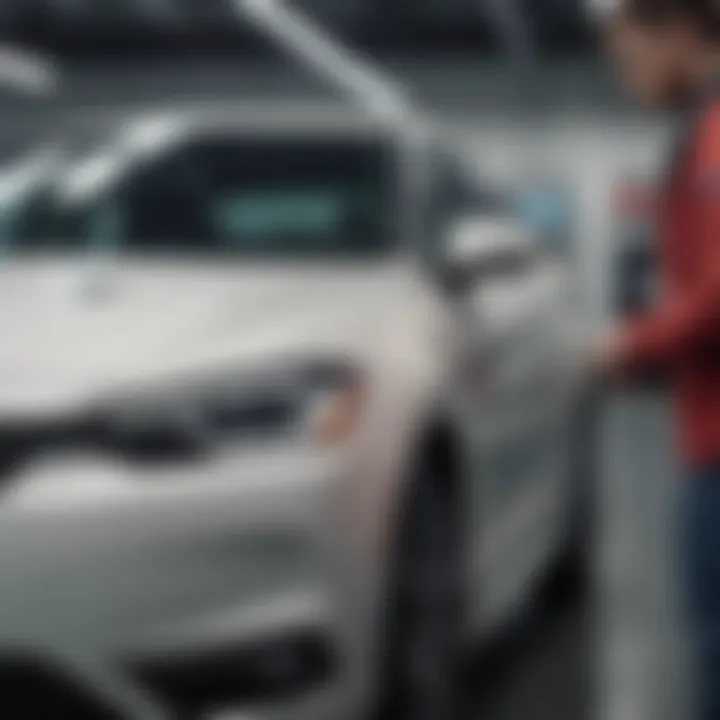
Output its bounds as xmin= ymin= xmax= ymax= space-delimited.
xmin=439 ymin=216 xmax=534 ymax=293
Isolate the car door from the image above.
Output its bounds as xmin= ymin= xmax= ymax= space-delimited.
xmin=459 ymin=231 xmax=574 ymax=624
xmin=422 ymin=148 xmax=574 ymax=627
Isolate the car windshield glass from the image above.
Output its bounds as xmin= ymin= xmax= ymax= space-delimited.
xmin=0 ymin=132 xmax=398 ymax=258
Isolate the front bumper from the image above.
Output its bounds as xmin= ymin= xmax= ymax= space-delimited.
xmin=0 ymin=447 xmax=361 ymax=718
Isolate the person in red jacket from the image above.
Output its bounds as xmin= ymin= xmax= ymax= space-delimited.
xmin=592 ymin=0 xmax=720 ymax=717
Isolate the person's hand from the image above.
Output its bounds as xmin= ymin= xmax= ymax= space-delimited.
xmin=584 ymin=326 xmax=630 ymax=380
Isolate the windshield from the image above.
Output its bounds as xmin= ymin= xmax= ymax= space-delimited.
xmin=0 ymin=133 xmax=398 ymax=258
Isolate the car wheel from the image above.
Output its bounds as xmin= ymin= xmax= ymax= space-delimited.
xmin=551 ymin=389 xmax=601 ymax=594
xmin=377 ymin=469 xmax=467 ymax=720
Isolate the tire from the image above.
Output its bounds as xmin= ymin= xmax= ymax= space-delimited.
xmin=550 ymin=387 xmax=601 ymax=595
xmin=376 ymin=468 xmax=467 ymax=720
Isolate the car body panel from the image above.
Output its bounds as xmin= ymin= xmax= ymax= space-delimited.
xmin=0 ymin=106 xmax=583 ymax=717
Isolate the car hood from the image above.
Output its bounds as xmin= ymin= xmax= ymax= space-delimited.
xmin=0 ymin=258 xmax=428 ymax=415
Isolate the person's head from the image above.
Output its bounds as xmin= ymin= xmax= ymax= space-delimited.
xmin=591 ymin=0 xmax=720 ymax=108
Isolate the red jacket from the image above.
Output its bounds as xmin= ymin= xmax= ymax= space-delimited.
xmin=621 ymin=97 xmax=720 ymax=465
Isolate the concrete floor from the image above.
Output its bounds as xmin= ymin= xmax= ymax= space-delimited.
xmin=602 ymin=392 xmax=690 ymax=720
xmin=468 ymin=390 xmax=688 ymax=720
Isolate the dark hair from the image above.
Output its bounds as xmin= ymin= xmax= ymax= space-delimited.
xmin=625 ymin=0 xmax=720 ymax=38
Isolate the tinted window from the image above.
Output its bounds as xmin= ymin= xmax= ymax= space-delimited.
xmin=3 ymin=134 xmax=398 ymax=257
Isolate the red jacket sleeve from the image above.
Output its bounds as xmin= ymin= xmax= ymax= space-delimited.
xmin=620 ymin=107 xmax=720 ymax=369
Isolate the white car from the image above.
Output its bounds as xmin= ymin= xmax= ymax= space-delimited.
xmin=0 ymin=104 xmax=594 ymax=720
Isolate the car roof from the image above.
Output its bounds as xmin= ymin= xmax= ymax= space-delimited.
xmin=184 ymin=101 xmax=400 ymax=134
xmin=61 ymin=100 xmax=402 ymax=144
xmin=37 ymin=101 xmax=410 ymax=203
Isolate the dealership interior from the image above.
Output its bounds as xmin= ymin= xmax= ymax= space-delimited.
xmin=0 ymin=2 xmax=688 ymax=720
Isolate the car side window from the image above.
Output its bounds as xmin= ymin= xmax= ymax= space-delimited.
xmin=117 ymin=134 xmax=394 ymax=255
xmin=120 ymin=144 xmax=215 ymax=248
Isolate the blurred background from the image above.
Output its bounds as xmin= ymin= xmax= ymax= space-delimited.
xmin=0 ymin=2 xmax=684 ymax=720
xmin=0 ymin=0 xmax=667 ymax=318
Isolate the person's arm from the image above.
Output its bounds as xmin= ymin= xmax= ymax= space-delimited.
xmin=617 ymin=107 xmax=720 ymax=370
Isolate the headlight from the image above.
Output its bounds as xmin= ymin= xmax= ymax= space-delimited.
xmin=96 ymin=361 xmax=364 ymax=461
